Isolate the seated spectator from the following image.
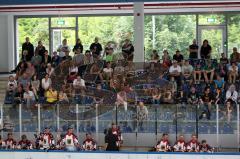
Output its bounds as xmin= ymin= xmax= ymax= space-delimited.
xmin=152 ymin=88 xmax=161 ymax=104
xmin=90 ymin=63 xmax=103 ymax=82
xmin=162 ymin=49 xmax=171 ymax=67
xmin=188 ymin=86 xmax=199 ymax=105
xmin=15 ymin=61 xmax=28 ymax=79
xmin=105 ymin=47 xmax=114 ymax=63
xmin=61 ymin=50 xmax=72 ymax=62
xmin=82 ymin=133 xmax=97 ymax=151
xmin=199 ymin=140 xmax=213 ymax=153
xmin=114 ymin=62 xmax=125 ymax=76
xmin=203 ymin=60 xmax=215 ymax=84
xmin=73 ymin=75 xmax=86 ymax=96
xmin=46 ymin=63 xmax=54 ymax=77
xmin=181 ymin=60 xmax=193 ymax=81
xmin=220 ymin=100 xmax=233 ymax=124
xmin=73 ymin=48 xmax=84 ymax=66
xmin=21 ymin=50 xmax=29 ymax=62
xmin=124 ymin=61 xmax=135 ymax=77
xmin=155 ymin=133 xmax=171 ymax=152
xmin=58 ymin=39 xmax=71 ymax=58
xmin=7 ymin=75 xmax=17 ymax=92
xmin=103 ymin=62 xmax=113 ymax=82
xmin=173 ymin=134 xmax=186 ymax=152
xmin=23 ymin=86 xmax=35 ymax=107
xmin=217 ymin=63 xmax=227 ymax=79
xmin=66 ymin=63 xmax=78 ymax=83
xmin=13 ymin=85 xmax=24 ymax=108
xmin=45 ymin=86 xmax=58 ymax=104
xmin=173 ymin=49 xmax=184 ymax=64
xmin=199 ymin=86 xmax=214 ymax=120
xmin=122 ymin=39 xmax=134 ymax=61
xmin=41 ymin=73 xmax=52 ymax=91
xmin=90 ymin=37 xmax=103 ymax=60
xmin=84 ymin=50 xmax=94 ymax=65
xmin=228 ymin=62 xmax=238 ymax=84
xmin=220 ymin=53 xmax=229 ymax=66
xmin=25 ymin=62 xmax=35 ymax=78
xmin=155 ymin=73 xmax=168 ymax=86
xmin=151 ymin=50 xmax=160 ymax=63
xmin=187 ymin=134 xmax=199 ymax=152
xmin=214 ymin=74 xmax=225 ymax=91
xmin=31 ymin=75 xmax=40 ymax=100
xmin=18 ymin=72 xmax=30 ymax=90
xmin=5 ymin=133 xmax=16 ymax=149
xmin=230 ymin=47 xmax=240 ymax=63
xmin=58 ymin=90 xmax=69 ymax=104
xmin=226 ymin=84 xmax=238 ymax=103
xmin=51 ymin=51 xmax=60 ymax=67
xmin=169 ymin=60 xmax=181 ymax=87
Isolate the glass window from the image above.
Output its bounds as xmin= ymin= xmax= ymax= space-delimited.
xmin=199 ymin=14 xmax=225 ymax=25
xmin=51 ymin=17 xmax=76 ymax=28
xmin=78 ymin=16 xmax=133 ymax=53
xmin=17 ymin=18 xmax=49 ymax=62
xmin=228 ymin=14 xmax=240 ymax=57
xmin=145 ymin=15 xmax=196 ymax=60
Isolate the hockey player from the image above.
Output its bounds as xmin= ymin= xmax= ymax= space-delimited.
xmin=62 ymin=126 xmax=79 ymax=151
xmin=39 ymin=127 xmax=55 ymax=150
xmin=18 ymin=134 xmax=32 ymax=150
xmin=5 ymin=133 xmax=16 ymax=149
xmin=187 ymin=134 xmax=200 ymax=152
xmin=155 ymin=133 xmax=171 ymax=152
xmin=199 ymin=140 xmax=213 ymax=153
xmin=82 ymin=133 xmax=97 ymax=151
xmin=173 ymin=135 xmax=186 ymax=152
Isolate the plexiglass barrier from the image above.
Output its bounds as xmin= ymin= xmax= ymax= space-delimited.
xmin=0 ymin=101 xmax=239 ymax=151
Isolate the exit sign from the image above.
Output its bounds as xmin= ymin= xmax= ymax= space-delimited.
xmin=207 ymin=18 xmax=216 ymax=23
xmin=57 ymin=19 xmax=65 ymax=25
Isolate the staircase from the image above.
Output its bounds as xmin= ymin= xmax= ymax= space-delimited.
xmin=0 ymin=76 xmax=9 ymax=103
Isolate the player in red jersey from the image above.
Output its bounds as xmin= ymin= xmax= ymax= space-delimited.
xmin=82 ymin=133 xmax=97 ymax=151
xmin=173 ymin=135 xmax=186 ymax=152
xmin=187 ymin=134 xmax=200 ymax=152
xmin=62 ymin=126 xmax=79 ymax=151
xmin=199 ymin=140 xmax=214 ymax=153
xmin=39 ymin=127 xmax=55 ymax=150
xmin=155 ymin=133 xmax=171 ymax=152
xmin=5 ymin=133 xmax=16 ymax=149
xmin=17 ymin=134 xmax=32 ymax=150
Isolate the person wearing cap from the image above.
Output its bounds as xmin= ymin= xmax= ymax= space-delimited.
xmin=39 ymin=127 xmax=55 ymax=150
xmin=18 ymin=134 xmax=32 ymax=150
xmin=62 ymin=126 xmax=79 ymax=151
xmin=5 ymin=133 xmax=16 ymax=149
xmin=82 ymin=133 xmax=97 ymax=151
xmin=169 ymin=60 xmax=182 ymax=87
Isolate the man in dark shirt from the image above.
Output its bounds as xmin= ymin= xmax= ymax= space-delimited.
xmin=199 ymin=87 xmax=214 ymax=120
xmin=189 ymin=39 xmax=199 ymax=59
xmin=188 ymin=87 xmax=199 ymax=105
xmin=122 ymin=39 xmax=134 ymax=61
xmin=200 ymin=39 xmax=212 ymax=59
xmin=230 ymin=47 xmax=240 ymax=63
xmin=90 ymin=37 xmax=102 ymax=59
xmin=22 ymin=37 xmax=34 ymax=61
xmin=173 ymin=50 xmax=184 ymax=63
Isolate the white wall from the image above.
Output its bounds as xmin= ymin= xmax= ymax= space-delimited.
xmin=0 ymin=15 xmax=15 ymax=72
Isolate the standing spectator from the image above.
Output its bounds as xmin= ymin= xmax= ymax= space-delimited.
xmin=82 ymin=133 xmax=97 ymax=151
xmin=226 ymin=84 xmax=238 ymax=103
xmin=105 ymin=128 xmax=119 ymax=151
xmin=136 ymin=101 xmax=148 ymax=131
xmin=203 ymin=60 xmax=215 ymax=84
xmin=73 ymin=38 xmax=83 ymax=53
xmin=199 ymin=87 xmax=214 ymax=120
xmin=169 ymin=60 xmax=182 ymax=87
xmin=228 ymin=62 xmax=238 ymax=84
xmin=122 ymin=39 xmax=134 ymax=61
xmin=230 ymin=47 xmax=240 ymax=63
xmin=116 ymin=91 xmax=128 ymax=111
xmin=41 ymin=73 xmax=52 ymax=91
xmin=173 ymin=50 xmax=184 ymax=64
xmin=90 ymin=37 xmax=102 ymax=59
xmin=51 ymin=51 xmax=60 ymax=67
xmin=151 ymin=50 xmax=160 ymax=63
xmin=189 ymin=39 xmax=199 ymax=59
xmin=200 ymin=39 xmax=212 ymax=59
xmin=57 ymin=39 xmax=71 ymax=58
xmin=22 ymin=37 xmax=34 ymax=61
xmin=162 ymin=49 xmax=171 ymax=67
xmin=35 ymin=41 xmax=46 ymax=59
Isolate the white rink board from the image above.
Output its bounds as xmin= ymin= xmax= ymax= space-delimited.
xmin=0 ymin=151 xmax=239 ymax=159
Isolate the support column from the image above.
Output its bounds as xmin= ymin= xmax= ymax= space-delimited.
xmin=133 ymin=2 xmax=145 ymax=63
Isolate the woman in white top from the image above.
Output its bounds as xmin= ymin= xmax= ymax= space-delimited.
xmin=23 ymin=86 xmax=35 ymax=107
xmin=226 ymin=84 xmax=238 ymax=103
xmin=57 ymin=39 xmax=70 ymax=58
xmin=46 ymin=63 xmax=55 ymax=77
xmin=41 ymin=73 xmax=52 ymax=91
